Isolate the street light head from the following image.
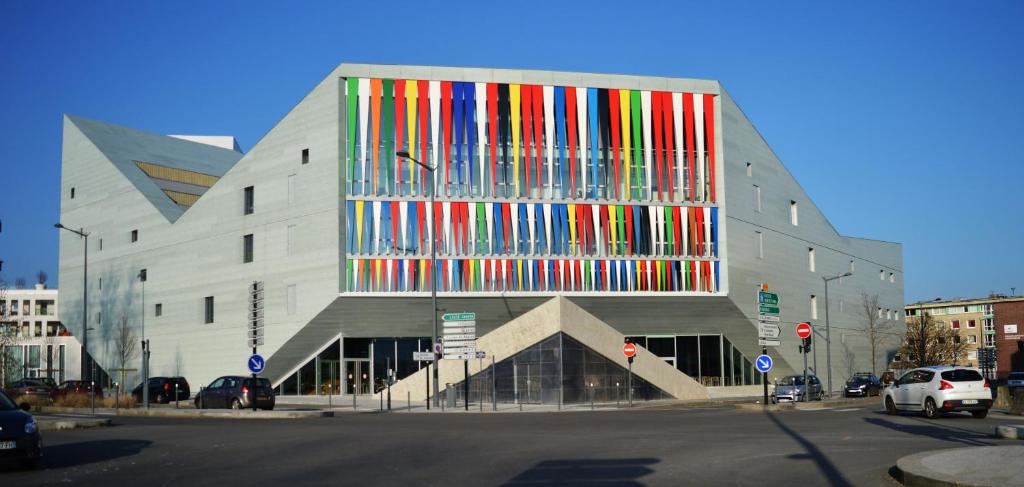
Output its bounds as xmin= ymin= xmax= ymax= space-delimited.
xmin=54 ymin=223 xmax=64 ymax=229
xmin=842 ymin=272 xmax=853 ymax=278
xmin=396 ymin=150 xmax=411 ymax=158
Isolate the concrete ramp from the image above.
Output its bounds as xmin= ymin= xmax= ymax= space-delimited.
xmin=378 ymin=296 xmax=709 ymax=402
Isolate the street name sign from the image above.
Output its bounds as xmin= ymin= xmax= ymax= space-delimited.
xmin=758 ymin=323 xmax=781 ymax=339
xmin=757 ymin=314 xmax=781 ymax=323
xmin=758 ymin=291 xmax=779 ymax=305
xmin=758 ymin=305 xmax=780 ymax=314
xmin=412 ymin=352 xmax=434 ymax=361
xmin=442 ymin=312 xmax=476 ymax=321
xmin=758 ymin=338 xmax=782 ymax=347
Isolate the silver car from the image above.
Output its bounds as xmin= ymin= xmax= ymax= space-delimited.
xmin=772 ymin=374 xmax=823 ymax=403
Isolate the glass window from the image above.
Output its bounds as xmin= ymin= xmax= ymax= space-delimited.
xmin=646 ymin=337 xmax=675 ymax=359
xmin=753 ymin=185 xmax=761 ymax=212
xmin=699 ymin=335 xmax=722 ymax=386
xmin=208 ymin=377 xmax=225 ymax=389
xmin=204 ymin=296 xmax=214 ymax=324
xmin=722 ymin=337 xmax=733 ymax=386
xmin=298 ymin=357 xmax=316 ymax=395
xmin=808 ymin=248 xmax=815 ymax=272
xmin=756 ymin=231 xmax=763 ymax=259
xmin=301 ymin=148 xmax=310 ymax=165
xmin=243 ymin=186 xmax=254 ymax=215
xmin=286 ymin=284 xmax=297 ymax=315
xmin=243 ymin=234 xmax=254 ymax=263
xmin=131 ymin=229 xmax=138 ymax=242
xmin=811 ymin=295 xmax=818 ymax=320
xmin=287 ymin=225 xmax=296 ymax=256
xmin=675 ymin=336 xmax=700 ymax=378
xmin=790 ymin=201 xmax=798 ymax=226
xmin=155 ymin=303 xmax=162 ymax=317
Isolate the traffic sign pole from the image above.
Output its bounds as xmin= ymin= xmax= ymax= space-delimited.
xmin=762 ymin=346 xmax=768 ymax=405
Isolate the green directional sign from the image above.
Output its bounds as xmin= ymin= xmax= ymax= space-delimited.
xmin=758 ymin=291 xmax=779 ymax=305
xmin=442 ymin=312 xmax=476 ymax=321
xmin=758 ymin=305 xmax=780 ymax=314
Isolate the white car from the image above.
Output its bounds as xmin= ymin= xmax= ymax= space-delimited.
xmin=883 ymin=366 xmax=992 ymax=419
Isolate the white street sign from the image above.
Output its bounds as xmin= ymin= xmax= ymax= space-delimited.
xmin=248 ymin=337 xmax=265 ymax=347
xmin=758 ymin=338 xmax=781 ymax=347
xmin=442 ymin=342 xmax=476 ymax=350
xmin=758 ymin=323 xmax=781 ymax=339
xmin=443 ymin=321 xmax=476 ymax=328
xmin=443 ymin=327 xmax=476 ymax=335
xmin=442 ymin=333 xmax=476 ymax=341
xmin=444 ymin=353 xmax=478 ymax=360
xmin=757 ymin=314 xmax=781 ymax=323
xmin=413 ymin=352 xmax=435 ymax=361
xmin=443 ymin=346 xmax=477 ymax=353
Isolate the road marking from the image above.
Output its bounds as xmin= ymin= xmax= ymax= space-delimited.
xmin=833 ymin=408 xmax=860 ymax=412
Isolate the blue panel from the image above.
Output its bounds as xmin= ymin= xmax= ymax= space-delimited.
xmin=346 ymin=201 xmax=356 ymax=252
xmin=465 ymin=83 xmax=476 ymax=194
xmin=588 ymin=88 xmax=600 ymax=199
xmin=554 ymin=86 xmax=566 ymax=197
xmin=710 ymin=207 xmax=718 ymax=257
xmin=493 ymin=202 xmax=504 ymax=254
xmin=519 ymin=203 xmax=529 ymax=253
xmin=452 ymin=82 xmax=464 ymax=192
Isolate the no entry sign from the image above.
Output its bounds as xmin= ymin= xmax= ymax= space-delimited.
xmin=623 ymin=343 xmax=637 ymax=358
xmin=795 ymin=322 xmax=812 ymax=339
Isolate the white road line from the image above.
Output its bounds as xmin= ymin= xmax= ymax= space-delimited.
xmin=833 ymin=408 xmax=861 ymax=412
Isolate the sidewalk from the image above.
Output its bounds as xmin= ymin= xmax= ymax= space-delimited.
xmin=34 ymin=413 xmax=111 ymax=431
xmin=896 ymin=445 xmax=1024 ymax=486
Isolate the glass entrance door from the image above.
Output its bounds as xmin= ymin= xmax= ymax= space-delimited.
xmin=320 ymin=360 xmax=340 ymax=395
xmin=345 ymin=360 xmax=370 ymax=395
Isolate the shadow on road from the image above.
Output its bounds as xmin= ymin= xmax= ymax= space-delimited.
xmin=502 ymin=458 xmax=659 ymax=486
xmin=863 ymin=417 xmax=994 ymax=446
xmin=42 ymin=439 xmax=152 ymax=468
xmin=763 ymin=412 xmax=852 ymax=487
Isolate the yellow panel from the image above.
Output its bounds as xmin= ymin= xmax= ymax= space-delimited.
xmin=135 ymin=160 xmax=220 ymax=187
xmin=163 ymin=190 xmax=201 ymax=207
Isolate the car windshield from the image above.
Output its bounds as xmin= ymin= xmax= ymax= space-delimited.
xmin=849 ymin=377 xmax=870 ymax=384
xmin=940 ymin=369 xmax=983 ymax=382
xmin=1009 ymin=373 xmax=1024 ymax=380
xmin=0 ymin=392 xmax=17 ymax=411
xmin=779 ymin=376 xmax=805 ymax=386
xmin=244 ymin=378 xmax=271 ymax=388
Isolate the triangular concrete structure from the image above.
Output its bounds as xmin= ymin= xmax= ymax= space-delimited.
xmin=378 ymin=296 xmax=710 ymax=402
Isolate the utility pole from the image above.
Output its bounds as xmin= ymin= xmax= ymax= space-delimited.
xmin=823 ymin=271 xmax=852 ymax=398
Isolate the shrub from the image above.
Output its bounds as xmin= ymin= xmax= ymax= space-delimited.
xmin=52 ymin=394 xmax=137 ymax=409
xmin=11 ymin=395 xmax=50 ymax=408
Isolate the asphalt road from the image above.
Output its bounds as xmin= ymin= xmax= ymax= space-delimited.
xmin=2 ymin=403 xmax=1020 ymax=486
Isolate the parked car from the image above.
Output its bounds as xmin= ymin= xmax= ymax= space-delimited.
xmin=1007 ymin=372 xmax=1024 ymax=395
xmin=883 ymin=366 xmax=992 ymax=419
xmin=772 ymin=374 xmax=823 ymax=403
xmin=35 ymin=378 xmax=57 ymax=389
xmin=48 ymin=381 xmax=103 ymax=403
xmin=194 ymin=376 xmax=274 ymax=410
xmin=6 ymin=379 xmax=53 ymax=401
xmin=132 ymin=377 xmax=191 ymax=404
xmin=0 ymin=390 xmax=42 ymax=469
xmin=844 ymin=373 xmax=882 ymax=397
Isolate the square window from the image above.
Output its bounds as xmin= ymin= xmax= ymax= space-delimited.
xmin=131 ymin=229 xmax=138 ymax=242
xmin=155 ymin=303 xmax=162 ymax=317
xmin=301 ymin=148 xmax=310 ymax=165
xmin=951 ymin=320 xmax=960 ymax=329
xmin=967 ymin=319 xmax=976 ymax=328
xmin=244 ymin=186 xmax=254 ymax=215
xmin=243 ymin=234 xmax=254 ymax=263
xmin=204 ymin=296 xmax=215 ymax=324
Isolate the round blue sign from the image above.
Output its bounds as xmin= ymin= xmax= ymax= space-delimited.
xmin=754 ymin=354 xmax=773 ymax=373
xmin=248 ymin=354 xmax=266 ymax=374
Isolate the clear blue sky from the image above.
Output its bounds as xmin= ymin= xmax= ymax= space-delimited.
xmin=1 ymin=1 xmax=1021 ymax=303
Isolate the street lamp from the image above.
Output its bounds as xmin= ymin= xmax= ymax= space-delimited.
xmin=397 ymin=150 xmax=440 ymax=408
xmin=138 ymin=269 xmax=150 ymax=409
xmin=822 ymin=271 xmax=852 ymax=398
xmin=55 ymin=223 xmax=90 ymax=386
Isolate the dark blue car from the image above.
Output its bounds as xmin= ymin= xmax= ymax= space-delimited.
xmin=0 ymin=390 xmax=42 ymax=469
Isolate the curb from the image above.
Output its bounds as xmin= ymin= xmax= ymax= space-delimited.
xmin=896 ymin=445 xmax=1024 ymax=487
xmin=116 ymin=409 xmax=334 ymax=419
xmin=995 ymin=425 xmax=1024 ymax=440
xmin=37 ymin=418 xmax=112 ymax=431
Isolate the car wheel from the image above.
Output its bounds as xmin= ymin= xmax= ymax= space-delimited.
xmin=924 ymin=398 xmax=940 ymax=419
xmin=885 ymin=396 xmax=897 ymax=415
xmin=971 ymin=409 xmax=988 ymax=419
xmin=231 ymin=398 xmax=242 ymax=410
xmin=156 ymin=393 xmax=166 ymax=404
xmin=194 ymin=397 xmax=202 ymax=410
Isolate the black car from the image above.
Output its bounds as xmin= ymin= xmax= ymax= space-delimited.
xmin=194 ymin=376 xmax=275 ymax=410
xmin=6 ymin=379 xmax=53 ymax=401
xmin=844 ymin=373 xmax=882 ymax=397
xmin=132 ymin=377 xmax=191 ymax=404
xmin=0 ymin=390 xmax=42 ymax=469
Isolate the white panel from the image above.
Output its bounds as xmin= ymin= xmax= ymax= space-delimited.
xmin=576 ymin=87 xmax=587 ymax=199
xmin=399 ymin=203 xmax=408 ymax=254
xmin=526 ymin=203 xmax=536 ymax=255
xmin=475 ymin=82 xmax=487 ymax=195
xmin=425 ymin=203 xmax=434 ymax=254
xmin=510 ymin=202 xmax=520 ymax=254
xmin=641 ymin=91 xmax=652 ymax=201
xmin=672 ymin=92 xmax=684 ymax=201
xmin=484 ymin=203 xmax=494 ymax=254
xmin=386 ymin=259 xmax=393 ymax=292
xmin=358 ymin=78 xmax=370 ymax=195
xmin=372 ymin=201 xmax=382 ymax=254
xmin=704 ymin=207 xmax=712 ymax=257
xmin=467 ymin=202 xmax=477 ymax=256
xmin=489 ymin=259 xmax=496 ymax=291
xmin=429 ymin=81 xmax=441 ymax=195
xmin=543 ymin=204 xmax=553 ymax=256
xmin=543 ymin=85 xmax=555 ymax=198
xmin=446 ymin=259 xmax=454 ymax=291
xmin=693 ymin=94 xmax=705 ymax=202
xmin=591 ymin=204 xmax=602 ymax=257
xmin=626 ymin=261 xmax=634 ymax=292
xmin=442 ymin=202 xmax=451 ymax=254
xmin=650 ymin=205 xmax=660 ymax=257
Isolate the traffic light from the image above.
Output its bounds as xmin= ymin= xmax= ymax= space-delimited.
xmin=800 ymin=336 xmax=812 ymax=354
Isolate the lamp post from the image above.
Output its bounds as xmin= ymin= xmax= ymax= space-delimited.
xmin=55 ymin=223 xmax=89 ymax=386
xmin=822 ymin=271 xmax=852 ymax=398
xmin=397 ymin=150 xmax=439 ymax=408
xmin=138 ymin=269 xmax=149 ymax=409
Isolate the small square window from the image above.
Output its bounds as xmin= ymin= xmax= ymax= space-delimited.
xmin=70 ymin=187 xmax=75 ymax=199
xmin=155 ymin=303 xmax=162 ymax=317
xmin=301 ymin=148 xmax=310 ymax=165
xmin=131 ymin=230 xmax=138 ymax=243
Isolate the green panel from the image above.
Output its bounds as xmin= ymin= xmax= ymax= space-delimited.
xmin=476 ymin=202 xmax=487 ymax=252
xmin=346 ymin=78 xmax=359 ymax=192
xmin=381 ymin=79 xmax=394 ymax=195
xmin=664 ymin=206 xmax=674 ymax=253
xmin=630 ymin=90 xmax=643 ymax=198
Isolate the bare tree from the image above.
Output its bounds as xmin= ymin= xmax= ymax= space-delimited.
xmin=894 ymin=312 xmax=969 ymax=369
xmin=13 ymin=277 xmax=26 ymax=289
xmin=0 ymin=283 xmax=19 ymax=388
xmin=114 ymin=316 xmax=138 ymax=390
xmin=859 ymin=293 xmax=897 ymax=375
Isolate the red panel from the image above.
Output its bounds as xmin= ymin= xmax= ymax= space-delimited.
xmin=683 ymin=93 xmax=696 ymax=202
xmin=487 ymin=83 xmax=498 ymax=197
xmin=694 ymin=207 xmax=704 ymax=256
xmin=599 ymin=205 xmax=610 ymax=255
xmin=391 ymin=202 xmax=400 ymax=255
xmin=624 ymin=204 xmax=633 ymax=256
xmin=663 ymin=93 xmax=675 ymax=201
xmin=395 ymin=79 xmax=406 ymax=193
xmin=505 ymin=259 xmax=513 ymax=291
xmin=652 ymin=92 xmax=664 ymax=201
xmin=417 ymin=201 xmax=426 ymax=251
xmin=522 ymin=85 xmax=533 ymax=195
xmin=502 ymin=203 xmax=512 ymax=254
xmin=452 ymin=202 xmax=463 ymax=254
xmin=671 ymin=206 xmax=682 ymax=255
xmin=574 ymin=259 xmax=581 ymax=291
xmin=434 ymin=202 xmax=444 ymax=253
xmin=532 ymin=85 xmax=544 ymax=196
xmin=417 ymin=81 xmax=430 ymax=195
xmin=704 ymin=94 xmax=716 ymax=203
xmin=565 ymin=87 xmax=578 ymax=198
xmin=440 ymin=259 xmax=449 ymax=292
xmin=609 ymin=89 xmax=622 ymax=200
xmin=441 ymin=82 xmax=452 ymax=195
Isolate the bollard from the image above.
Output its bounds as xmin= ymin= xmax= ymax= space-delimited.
xmin=590 ymin=383 xmax=595 ymax=410
xmin=115 ymin=383 xmax=119 ymax=412
xmin=353 ymin=390 xmax=357 ymax=411
xmin=175 ymin=383 xmax=180 ymax=409
xmin=200 ymin=386 xmax=205 ymax=409
xmin=407 ymin=391 xmax=411 ymax=412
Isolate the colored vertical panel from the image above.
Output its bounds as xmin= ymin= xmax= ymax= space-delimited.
xmin=405 ymin=80 xmax=418 ymax=193
xmin=510 ymin=84 xmax=522 ymax=197
xmin=358 ymin=79 xmax=370 ymax=195
xmin=441 ymin=81 xmax=453 ymax=195
xmin=487 ymin=84 xmax=499 ymax=197
xmin=683 ymin=93 xmax=696 ymax=202
xmin=520 ymin=85 xmax=533 ymax=196
xmin=704 ymin=93 xmax=717 ymax=203
xmin=533 ymin=85 xmax=545 ymax=198
xmin=608 ymin=89 xmax=621 ymax=199
xmin=710 ymin=207 xmax=718 ymax=257
xmin=623 ymin=205 xmax=634 ymax=255
xmin=662 ymin=92 xmax=675 ymax=201
xmin=626 ymin=89 xmax=643 ymax=199
xmin=417 ymin=81 xmax=430 ymax=195
xmin=566 ymin=87 xmax=579 ymax=198
xmin=475 ymin=83 xmax=486 ymax=197
xmin=615 ymin=205 xmax=626 ymax=255
xmin=382 ymin=79 xmax=394 ymax=196
xmin=639 ymin=90 xmax=651 ymax=200
xmin=502 ymin=203 xmax=512 ymax=254
xmin=554 ymin=86 xmax=566 ymax=198
xmin=391 ymin=202 xmax=400 ymax=255
xmin=369 ymin=80 xmax=383 ymax=195
xmin=395 ymin=79 xmax=406 ymax=195
xmin=652 ymin=92 xmax=664 ymax=201
xmin=355 ymin=200 xmax=365 ymax=251
xmin=672 ymin=206 xmax=683 ymax=256
xmin=672 ymin=93 xmax=684 ymax=201
xmin=693 ymin=94 xmax=705 ymax=202
xmin=567 ymin=204 xmax=577 ymax=255
xmin=346 ymin=78 xmax=358 ymax=193
xmin=452 ymin=82 xmax=464 ymax=195
xmin=586 ymin=89 xmax=598 ymax=199
xmin=429 ymin=81 xmax=442 ymax=195
xmin=619 ymin=90 xmax=633 ymax=200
